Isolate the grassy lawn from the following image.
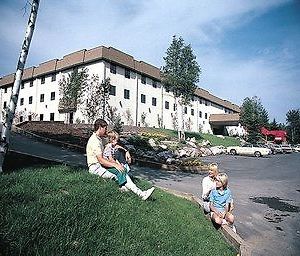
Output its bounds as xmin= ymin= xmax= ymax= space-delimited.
xmin=0 ymin=165 xmax=236 ymax=256
xmin=140 ymin=127 xmax=240 ymax=147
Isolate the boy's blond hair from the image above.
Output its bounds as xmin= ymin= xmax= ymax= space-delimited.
xmin=208 ymin=163 xmax=219 ymax=175
xmin=107 ymin=130 xmax=119 ymax=142
xmin=217 ymin=172 xmax=229 ymax=188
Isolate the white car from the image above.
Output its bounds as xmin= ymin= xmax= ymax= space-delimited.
xmin=281 ymin=144 xmax=293 ymax=154
xmin=227 ymin=144 xmax=271 ymax=157
xmin=292 ymin=144 xmax=300 ymax=152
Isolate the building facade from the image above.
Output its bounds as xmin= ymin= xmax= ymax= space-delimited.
xmin=0 ymin=45 xmax=240 ymax=133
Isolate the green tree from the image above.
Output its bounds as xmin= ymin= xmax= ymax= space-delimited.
xmin=240 ymin=96 xmax=269 ymax=144
xmin=161 ymin=35 xmax=201 ymax=140
xmin=107 ymin=106 xmax=123 ymax=134
xmin=81 ymin=76 xmax=112 ymax=124
xmin=59 ymin=68 xmax=88 ymax=114
xmin=286 ymin=109 xmax=300 ymax=144
xmin=269 ymin=118 xmax=279 ymax=130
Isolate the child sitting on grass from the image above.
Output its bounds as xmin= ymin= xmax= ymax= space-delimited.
xmin=103 ymin=130 xmax=132 ymax=173
xmin=209 ymin=172 xmax=236 ymax=232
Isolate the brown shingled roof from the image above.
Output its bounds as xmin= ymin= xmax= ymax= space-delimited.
xmin=195 ymin=88 xmax=240 ymax=113
xmin=22 ymin=67 xmax=34 ymax=81
xmin=0 ymin=45 xmax=240 ymax=112
xmin=108 ymin=47 xmax=135 ymax=69
xmin=56 ymin=49 xmax=86 ymax=71
xmin=0 ymin=73 xmax=15 ymax=87
xmin=209 ymin=113 xmax=240 ymax=123
xmin=33 ymin=59 xmax=57 ymax=77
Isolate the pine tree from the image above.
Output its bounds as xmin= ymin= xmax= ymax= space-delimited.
xmin=240 ymin=96 xmax=269 ymax=144
xmin=161 ymin=35 xmax=201 ymax=140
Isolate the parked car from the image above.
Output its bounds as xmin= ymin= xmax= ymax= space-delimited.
xmin=226 ymin=143 xmax=271 ymax=157
xmin=209 ymin=145 xmax=226 ymax=155
xmin=292 ymin=144 xmax=300 ymax=152
xmin=281 ymin=144 xmax=293 ymax=154
xmin=267 ymin=143 xmax=284 ymax=154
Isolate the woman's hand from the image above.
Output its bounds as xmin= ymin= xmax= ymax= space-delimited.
xmin=125 ymin=151 xmax=132 ymax=164
xmin=114 ymin=162 xmax=125 ymax=172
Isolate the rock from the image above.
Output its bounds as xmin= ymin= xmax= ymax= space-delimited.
xmin=157 ymin=151 xmax=175 ymax=160
xmin=159 ymin=144 xmax=168 ymax=150
xmin=190 ymin=137 xmax=196 ymax=143
xmin=148 ymin=138 xmax=157 ymax=148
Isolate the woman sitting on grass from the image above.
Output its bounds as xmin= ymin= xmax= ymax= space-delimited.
xmin=209 ymin=173 xmax=236 ymax=232
xmin=202 ymin=163 xmax=219 ymax=213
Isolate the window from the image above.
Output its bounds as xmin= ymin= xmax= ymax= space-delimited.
xmin=141 ymin=76 xmax=146 ymax=84
xmin=141 ymin=94 xmax=146 ymax=103
xmin=205 ymin=113 xmax=208 ymax=119
xmin=110 ymin=63 xmax=116 ymax=74
xmin=20 ymin=116 xmax=23 ymax=122
xmin=191 ymin=109 xmax=194 ymax=116
xmin=109 ymin=85 xmax=116 ymax=96
xmin=41 ymin=76 xmax=45 ymax=84
xmin=4 ymin=88 xmax=7 ymax=93
xmin=152 ymin=97 xmax=157 ymax=106
xmin=124 ymin=89 xmax=130 ymax=99
xmin=184 ymin=106 xmax=187 ymax=114
xmin=20 ymin=98 xmax=24 ymax=106
xmin=50 ymin=92 xmax=55 ymax=100
xmin=125 ymin=69 xmax=130 ymax=79
xmin=199 ymin=111 xmax=202 ymax=118
xmin=165 ymin=101 xmax=169 ymax=109
xmin=152 ymin=80 xmax=157 ymax=88
xmin=173 ymin=104 xmax=176 ymax=111
xmin=30 ymin=80 xmax=33 ymax=87
xmin=205 ymin=100 xmax=209 ymax=106
xmin=29 ymin=96 xmax=33 ymax=104
xmin=40 ymin=114 xmax=44 ymax=121
xmin=50 ymin=113 xmax=55 ymax=121
xmin=21 ymin=83 xmax=24 ymax=89
xmin=51 ymin=73 xmax=56 ymax=82
xmin=40 ymin=94 xmax=44 ymax=102
xmin=28 ymin=115 xmax=32 ymax=121
xmin=3 ymin=101 xmax=7 ymax=109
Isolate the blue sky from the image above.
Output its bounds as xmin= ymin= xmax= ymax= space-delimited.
xmin=0 ymin=0 xmax=299 ymax=124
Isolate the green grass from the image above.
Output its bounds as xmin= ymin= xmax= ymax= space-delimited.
xmin=0 ymin=165 xmax=236 ymax=256
xmin=139 ymin=127 xmax=240 ymax=147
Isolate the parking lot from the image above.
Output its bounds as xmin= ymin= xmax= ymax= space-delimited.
xmin=133 ymin=153 xmax=300 ymax=256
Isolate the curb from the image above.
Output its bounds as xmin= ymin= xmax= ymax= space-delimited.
xmin=157 ymin=186 xmax=251 ymax=256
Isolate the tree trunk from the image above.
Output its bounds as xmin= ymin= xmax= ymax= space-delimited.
xmin=177 ymin=98 xmax=185 ymax=141
xmin=0 ymin=0 xmax=40 ymax=173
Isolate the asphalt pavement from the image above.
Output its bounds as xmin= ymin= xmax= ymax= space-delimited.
xmin=132 ymin=154 xmax=300 ymax=256
xmin=8 ymin=132 xmax=300 ymax=256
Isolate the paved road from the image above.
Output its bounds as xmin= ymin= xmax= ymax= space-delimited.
xmin=9 ymin=132 xmax=300 ymax=255
xmin=132 ymin=154 xmax=300 ymax=256
xmin=10 ymin=132 xmax=86 ymax=167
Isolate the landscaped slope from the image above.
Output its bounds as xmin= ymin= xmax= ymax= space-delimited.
xmin=0 ymin=166 xmax=236 ymax=255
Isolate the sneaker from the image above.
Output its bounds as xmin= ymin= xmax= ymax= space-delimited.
xmin=119 ymin=186 xmax=129 ymax=192
xmin=231 ymin=225 xmax=237 ymax=233
xmin=142 ymin=187 xmax=155 ymax=201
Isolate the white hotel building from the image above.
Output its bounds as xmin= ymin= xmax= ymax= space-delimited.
xmin=0 ymin=45 xmax=241 ymax=135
